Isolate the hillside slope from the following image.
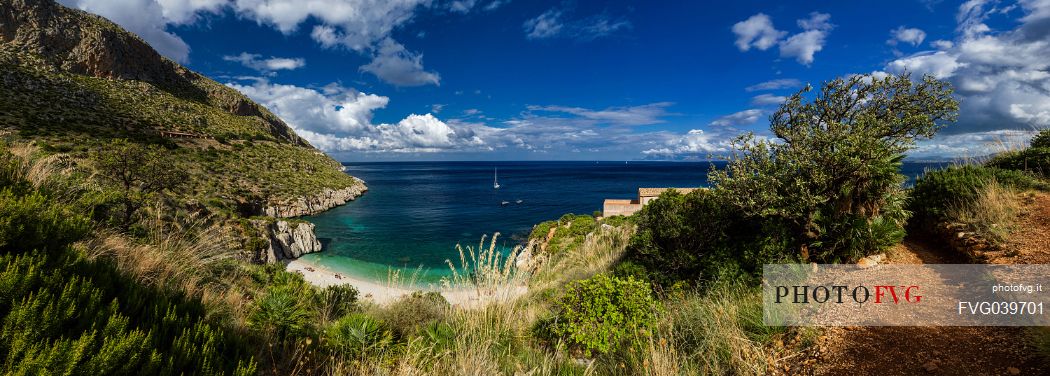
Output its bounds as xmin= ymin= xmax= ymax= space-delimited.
xmin=0 ymin=0 xmax=365 ymax=261
xmin=0 ymin=0 xmax=305 ymax=145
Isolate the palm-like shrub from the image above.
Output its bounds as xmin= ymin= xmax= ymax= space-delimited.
xmin=314 ymin=284 xmax=359 ymax=323
xmin=326 ymin=313 xmax=393 ymax=357
xmin=248 ymin=272 xmax=315 ymax=341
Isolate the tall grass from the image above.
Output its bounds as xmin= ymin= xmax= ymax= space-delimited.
xmin=946 ymin=179 xmax=1020 ymax=245
xmin=443 ymin=232 xmax=528 ymax=305
xmin=660 ymin=282 xmax=785 ymax=376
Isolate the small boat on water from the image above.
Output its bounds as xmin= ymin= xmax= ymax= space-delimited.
xmin=501 ymin=201 xmax=510 ymax=206
xmin=493 ymin=167 xmax=501 ymax=189
xmin=515 ymin=199 xmax=523 ymax=204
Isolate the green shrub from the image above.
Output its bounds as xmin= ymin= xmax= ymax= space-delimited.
xmin=327 ymin=313 xmax=393 ymax=357
xmin=710 ymin=74 xmax=956 ymax=262
xmin=0 ymin=249 xmax=257 ymax=376
xmin=0 ymin=188 xmax=90 ymax=253
xmin=624 ymin=189 xmax=787 ymax=286
xmin=547 ymin=273 xmax=659 ymax=356
xmin=417 ymin=322 xmax=455 ymax=356
xmin=529 ymin=214 xmax=600 ymax=254
xmin=909 ymin=165 xmax=1048 ymax=227
xmin=986 ymin=147 xmax=1050 ymax=178
xmin=528 ymin=220 xmax=557 ymax=241
xmin=381 ymin=291 xmax=449 ymax=338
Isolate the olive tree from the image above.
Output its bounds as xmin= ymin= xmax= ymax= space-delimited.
xmin=709 ymin=73 xmax=958 ymax=261
xmin=92 ymin=139 xmax=187 ymax=229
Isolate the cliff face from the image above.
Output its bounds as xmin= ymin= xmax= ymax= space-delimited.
xmin=251 ymin=219 xmax=323 ymax=263
xmin=263 ymin=178 xmax=368 ymax=218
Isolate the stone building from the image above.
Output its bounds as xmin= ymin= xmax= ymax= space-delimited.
xmin=602 ymin=187 xmax=699 ymax=217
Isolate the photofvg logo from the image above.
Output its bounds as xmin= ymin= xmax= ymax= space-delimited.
xmin=763 ymin=264 xmax=1050 ymax=326
xmin=774 ymin=284 xmax=922 ymax=304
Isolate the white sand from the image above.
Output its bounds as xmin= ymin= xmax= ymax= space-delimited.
xmin=285 ymin=258 xmax=526 ymax=308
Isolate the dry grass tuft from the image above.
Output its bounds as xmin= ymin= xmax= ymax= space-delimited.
xmin=947 ymin=179 xmax=1021 ymax=245
xmin=79 ymin=211 xmax=252 ymax=322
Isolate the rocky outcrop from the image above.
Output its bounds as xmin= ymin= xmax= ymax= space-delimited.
xmin=251 ymin=219 xmax=323 ymax=263
xmin=933 ymin=222 xmax=1010 ymax=262
xmin=263 ymin=179 xmax=368 ymax=218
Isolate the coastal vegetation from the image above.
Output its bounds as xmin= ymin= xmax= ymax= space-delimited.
xmin=3 ymin=1 xmax=1050 ymax=374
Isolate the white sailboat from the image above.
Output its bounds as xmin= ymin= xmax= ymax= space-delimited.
xmin=493 ymin=167 xmax=501 ymax=189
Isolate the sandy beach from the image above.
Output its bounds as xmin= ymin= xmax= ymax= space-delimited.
xmin=286 ymin=258 xmax=526 ymax=308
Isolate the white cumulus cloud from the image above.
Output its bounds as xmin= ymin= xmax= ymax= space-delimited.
xmin=778 ymin=12 xmax=834 ymax=65
xmin=888 ymin=26 xmax=927 ymax=46
xmin=750 ymin=94 xmax=787 ymax=106
xmin=746 ymin=78 xmax=803 ymax=91
xmin=526 ymin=102 xmax=674 ymax=126
xmin=226 ymin=79 xmax=483 ymax=152
xmin=732 ymin=13 xmax=785 ymax=51
xmin=733 ymin=12 xmax=833 ymax=65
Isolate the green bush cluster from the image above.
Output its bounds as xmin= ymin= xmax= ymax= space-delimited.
xmin=622 ymin=74 xmax=957 ymax=282
xmin=546 ymin=273 xmax=659 ymax=356
xmin=986 ymin=147 xmax=1050 ymax=178
xmin=623 ymin=189 xmax=788 ymax=287
xmin=247 ymin=268 xmax=326 ymax=341
xmin=909 ymin=165 xmax=1048 ymax=227
xmin=0 ymin=189 xmax=90 ymax=253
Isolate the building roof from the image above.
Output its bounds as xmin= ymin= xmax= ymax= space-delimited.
xmin=603 ymin=199 xmax=638 ymax=205
xmin=638 ymin=187 xmax=699 ymax=197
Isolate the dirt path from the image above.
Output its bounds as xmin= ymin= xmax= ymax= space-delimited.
xmin=998 ymin=192 xmax=1050 ymax=264
xmin=795 ymin=233 xmax=1048 ymax=375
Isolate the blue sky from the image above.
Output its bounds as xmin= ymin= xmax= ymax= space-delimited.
xmin=60 ymin=0 xmax=1050 ymax=161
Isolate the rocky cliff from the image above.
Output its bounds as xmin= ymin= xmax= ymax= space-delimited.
xmin=263 ymin=178 xmax=368 ymax=218
xmin=251 ymin=219 xmax=323 ymax=263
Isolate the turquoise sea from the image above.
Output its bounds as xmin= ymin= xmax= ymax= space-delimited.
xmin=301 ymin=161 xmax=945 ymax=284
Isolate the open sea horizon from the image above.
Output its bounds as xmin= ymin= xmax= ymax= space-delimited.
xmin=301 ymin=160 xmax=947 ymax=285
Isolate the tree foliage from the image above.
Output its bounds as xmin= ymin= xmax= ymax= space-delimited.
xmin=1032 ymin=128 xmax=1050 ymax=149
xmin=91 ymin=139 xmax=187 ymax=229
xmin=709 ymin=73 xmax=958 ymax=261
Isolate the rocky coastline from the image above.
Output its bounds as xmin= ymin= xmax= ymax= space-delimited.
xmin=251 ymin=219 xmax=323 ymax=263
xmin=252 ymin=178 xmax=367 ymax=263
xmin=262 ymin=178 xmax=368 ymax=218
